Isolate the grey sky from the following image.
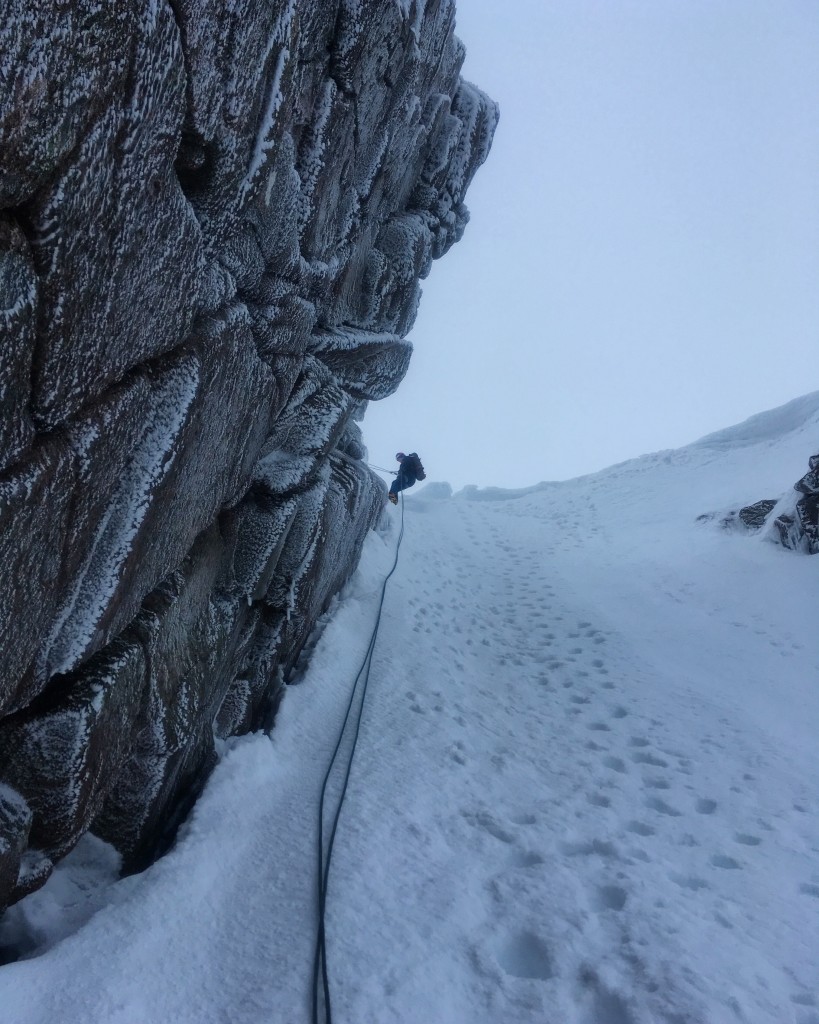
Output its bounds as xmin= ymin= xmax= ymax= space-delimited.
xmin=364 ymin=0 xmax=819 ymax=491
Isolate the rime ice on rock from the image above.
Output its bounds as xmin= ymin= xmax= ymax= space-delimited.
xmin=0 ymin=0 xmax=498 ymax=910
xmin=0 ymin=785 xmax=36 ymax=905
xmin=771 ymin=453 xmax=819 ymax=554
xmin=695 ymin=396 xmax=819 ymax=553
xmin=0 ymin=219 xmax=37 ymax=469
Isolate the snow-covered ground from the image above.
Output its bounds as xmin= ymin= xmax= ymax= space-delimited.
xmin=1 ymin=395 xmax=818 ymax=1024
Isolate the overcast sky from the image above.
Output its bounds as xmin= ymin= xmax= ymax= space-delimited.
xmin=364 ymin=0 xmax=819 ymax=491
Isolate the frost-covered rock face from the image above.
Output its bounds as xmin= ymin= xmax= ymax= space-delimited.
xmin=771 ymin=454 xmax=819 ymax=555
xmin=713 ymin=454 xmax=819 ymax=553
xmin=0 ymin=0 xmax=497 ymax=906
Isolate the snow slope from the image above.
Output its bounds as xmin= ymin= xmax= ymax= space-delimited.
xmin=1 ymin=395 xmax=818 ymax=1024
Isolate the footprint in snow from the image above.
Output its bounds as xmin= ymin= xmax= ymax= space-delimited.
xmin=670 ymin=873 xmax=709 ymax=891
xmin=579 ymin=972 xmax=636 ymax=1024
xmin=645 ymin=796 xmax=681 ymax=817
xmin=560 ymin=838 xmax=619 ymax=859
xmin=506 ymin=849 xmax=545 ymax=869
xmin=509 ymin=812 xmax=536 ymax=825
xmin=592 ymin=884 xmax=627 ymax=911
xmin=450 ymin=741 xmax=467 ymax=766
xmin=463 ymin=811 xmax=515 ymax=844
xmin=710 ymin=854 xmax=742 ymax=870
xmin=495 ymin=931 xmax=553 ymax=981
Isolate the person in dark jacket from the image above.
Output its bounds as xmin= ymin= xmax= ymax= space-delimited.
xmin=388 ymin=451 xmax=422 ymax=504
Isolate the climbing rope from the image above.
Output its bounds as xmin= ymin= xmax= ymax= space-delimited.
xmin=365 ymin=461 xmax=396 ymax=475
xmin=312 ymin=492 xmax=406 ymax=1024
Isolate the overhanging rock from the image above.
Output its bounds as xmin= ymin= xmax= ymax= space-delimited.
xmin=0 ymin=0 xmax=497 ymax=909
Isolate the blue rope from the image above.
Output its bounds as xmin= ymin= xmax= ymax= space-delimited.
xmin=312 ymin=493 xmax=405 ymax=1024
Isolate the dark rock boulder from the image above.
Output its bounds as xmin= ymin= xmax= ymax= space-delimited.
xmin=708 ymin=498 xmax=779 ymax=534
xmin=738 ymin=500 xmax=778 ymax=531
xmin=0 ymin=0 xmax=497 ymax=910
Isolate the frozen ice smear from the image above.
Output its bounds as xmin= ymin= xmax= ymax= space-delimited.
xmin=0 ymin=394 xmax=817 ymax=1023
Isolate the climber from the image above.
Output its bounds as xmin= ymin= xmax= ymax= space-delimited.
xmin=388 ymin=451 xmax=425 ymax=504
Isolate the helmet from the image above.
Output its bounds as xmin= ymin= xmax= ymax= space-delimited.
xmin=395 ymin=452 xmax=406 ymax=460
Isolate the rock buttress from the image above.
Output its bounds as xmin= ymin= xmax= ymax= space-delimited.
xmin=0 ymin=0 xmax=498 ymax=906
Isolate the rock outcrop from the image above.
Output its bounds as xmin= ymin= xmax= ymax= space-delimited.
xmin=709 ymin=499 xmax=779 ymax=534
xmin=701 ymin=454 xmax=819 ymax=554
xmin=0 ymin=0 xmax=497 ymax=909
xmin=772 ymin=454 xmax=819 ymax=554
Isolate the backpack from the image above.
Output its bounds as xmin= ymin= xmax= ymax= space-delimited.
xmin=409 ymin=452 xmax=426 ymax=480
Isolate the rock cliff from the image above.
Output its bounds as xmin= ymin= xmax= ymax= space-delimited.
xmin=0 ymin=0 xmax=497 ymax=910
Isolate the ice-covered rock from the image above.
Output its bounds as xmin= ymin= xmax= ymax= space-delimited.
xmin=708 ymin=499 xmax=779 ymax=534
xmin=0 ymin=785 xmax=34 ymax=905
xmin=0 ymin=0 xmax=497 ymax=908
xmin=772 ymin=453 xmax=819 ymax=554
xmin=693 ymin=396 xmax=819 ymax=554
xmin=710 ymin=451 xmax=819 ymax=553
